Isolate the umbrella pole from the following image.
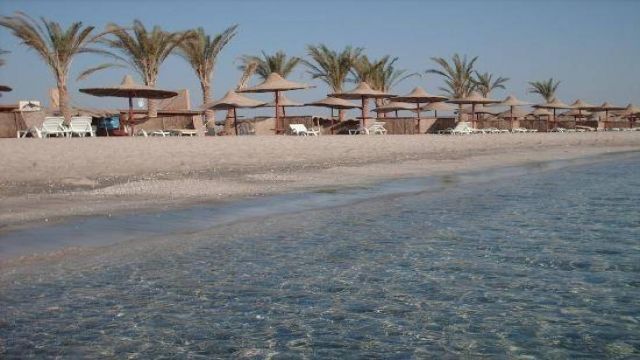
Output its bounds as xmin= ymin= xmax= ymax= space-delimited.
xmin=395 ymin=110 xmax=398 ymax=118
xmin=605 ymin=109 xmax=608 ymax=131
xmin=275 ymin=90 xmax=280 ymax=135
xmin=415 ymin=103 xmax=421 ymax=134
xmin=511 ymin=106 xmax=514 ymax=131
xmin=128 ymin=96 xmax=134 ymax=136
xmin=234 ymin=107 xmax=238 ymax=135
xmin=471 ymin=103 xmax=476 ymax=129
xmin=361 ymin=97 xmax=366 ymax=131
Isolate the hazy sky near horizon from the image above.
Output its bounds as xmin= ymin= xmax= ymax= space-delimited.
xmin=1 ymin=0 xmax=639 ymax=116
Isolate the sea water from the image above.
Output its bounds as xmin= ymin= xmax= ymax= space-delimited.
xmin=1 ymin=153 xmax=639 ymax=358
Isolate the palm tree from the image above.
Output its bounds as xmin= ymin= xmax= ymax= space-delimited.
xmin=351 ymin=55 xmax=417 ymax=117
xmin=238 ymin=50 xmax=300 ymax=79
xmin=426 ymin=54 xmax=478 ymax=121
xmin=0 ymin=13 xmax=112 ymax=121
xmin=222 ymin=61 xmax=258 ymax=135
xmin=238 ymin=51 xmax=300 ymax=119
xmin=177 ymin=25 xmax=238 ymax=127
xmin=102 ymin=20 xmax=190 ymax=118
xmin=473 ymin=71 xmax=509 ymax=97
xmin=528 ymin=78 xmax=561 ymax=102
xmin=303 ymin=44 xmax=363 ymax=120
xmin=426 ymin=54 xmax=478 ymax=98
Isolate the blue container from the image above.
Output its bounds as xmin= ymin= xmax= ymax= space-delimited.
xmin=98 ymin=116 xmax=120 ymax=130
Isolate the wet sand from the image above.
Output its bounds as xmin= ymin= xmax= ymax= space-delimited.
xmin=1 ymin=132 xmax=639 ymax=230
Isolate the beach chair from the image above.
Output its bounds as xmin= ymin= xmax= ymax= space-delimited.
xmin=448 ymin=122 xmax=473 ymax=135
xmin=512 ymin=127 xmax=528 ymax=133
xmin=68 ymin=116 xmax=95 ymax=137
xmin=39 ymin=117 xmax=68 ymax=138
xmin=289 ymin=123 xmax=319 ymax=136
xmin=365 ymin=122 xmax=387 ymax=135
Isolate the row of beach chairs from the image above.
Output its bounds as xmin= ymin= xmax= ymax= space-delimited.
xmin=288 ymin=122 xmax=389 ymax=136
xmin=18 ymin=116 xmax=95 ymax=138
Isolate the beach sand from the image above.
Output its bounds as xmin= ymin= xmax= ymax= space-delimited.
xmin=1 ymin=132 xmax=639 ymax=230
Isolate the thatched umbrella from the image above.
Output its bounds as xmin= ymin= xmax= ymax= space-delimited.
xmin=420 ymin=101 xmax=455 ymax=118
xmin=373 ymin=101 xmax=415 ymax=117
xmin=592 ymin=102 xmax=625 ymax=130
xmin=448 ymin=91 xmax=499 ymax=128
xmin=497 ymin=95 xmax=531 ymax=130
xmin=392 ymin=87 xmax=447 ymax=133
xmin=619 ymin=104 xmax=640 ymax=129
xmin=533 ymin=98 xmax=570 ymax=131
xmin=204 ymin=90 xmax=265 ymax=135
xmin=238 ymin=72 xmax=309 ymax=134
xmin=79 ymin=75 xmax=177 ymax=136
xmin=330 ymin=82 xmax=394 ymax=129
xmin=260 ymin=93 xmax=304 ymax=117
xmin=306 ymin=96 xmax=361 ymax=134
xmin=570 ymin=99 xmax=597 ymax=123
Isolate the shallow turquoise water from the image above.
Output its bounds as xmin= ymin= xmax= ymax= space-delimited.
xmin=1 ymin=154 xmax=639 ymax=358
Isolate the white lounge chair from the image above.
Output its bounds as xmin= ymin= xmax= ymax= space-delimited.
xmin=512 ymin=127 xmax=528 ymax=133
xmin=289 ymin=123 xmax=319 ymax=136
xmin=443 ymin=121 xmax=473 ymax=135
xmin=40 ymin=117 xmax=68 ymax=138
xmin=68 ymin=116 xmax=95 ymax=137
xmin=365 ymin=122 xmax=387 ymax=135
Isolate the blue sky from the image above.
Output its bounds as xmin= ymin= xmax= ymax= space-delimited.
xmin=1 ymin=0 xmax=639 ymax=117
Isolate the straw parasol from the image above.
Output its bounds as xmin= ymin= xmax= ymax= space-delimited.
xmin=619 ymin=104 xmax=640 ymax=129
xmin=419 ymin=101 xmax=455 ymax=118
xmin=373 ymin=101 xmax=415 ymax=117
xmin=392 ymin=87 xmax=447 ymax=133
xmin=204 ymin=90 xmax=265 ymax=135
xmin=591 ymin=102 xmax=625 ymax=130
xmin=238 ymin=72 xmax=309 ymax=134
xmin=330 ymin=82 xmax=394 ymax=129
xmin=448 ymin=91 xmax=499 ymax=128
xmin=497 ymin=95 xmax=531 ymax=130
xmin=260 ymin=93 xmax=304 ymax=118
xmin=570 ymin=99 xmax=597 ymax=122
xmin=79 ymin=75 xmax=177 ymax=136
xmin=306 ymin=96 xmax=361 ymax=134
xmin=533 ymin=98 xmax=570 ymax=131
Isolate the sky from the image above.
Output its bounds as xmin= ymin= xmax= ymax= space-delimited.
xmin=1 ymin=0 xmax=639 ymax=117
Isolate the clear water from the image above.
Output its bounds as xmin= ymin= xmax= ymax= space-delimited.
xmin=1 ymin=154 xmax=639 ymax=358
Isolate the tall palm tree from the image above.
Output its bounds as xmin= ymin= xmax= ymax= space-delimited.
xmin=102 ymin=20 xmax=190 ymax=118
xmin=426 ymin=54 xmax=478 ymax=121
xmin=426 ymin=53 xmax=478 ymax=99
xmin=0 ymin=13 xmax=111 ymax=121
xmin=473 ymin=71 xmax=509 ymax=97
xmin=223 ymin=61 xmax=258 ymax=135
xmin=238 ymin=50 xmax=300 ymax=79
xmin=528 ymin=78 xmax=561 ymax=102
xmin=238 ymin=51 xmax=300 ymax=119
xmin=177 ymin=25 xmax=238 ymax=126
xmin=351 ymin=55 xmax=417 ymax=117
xmin=303 ymin=44 xmax=363 ymax=120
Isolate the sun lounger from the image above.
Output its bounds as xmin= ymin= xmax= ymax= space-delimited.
xmin=365 ymin=122 xmax=387 ymax=135
xmin=512 ymin=127 xmax=528 ymax=133
xmin=68 ymin=116 xmax=95 ymax=137
xmin=289 ymin=123 xmax=319 ymax=136
xmin=169 ymin=129 xmax=198 ymax=136
xmin=39 ymin=117 xmax=68 ymax=137
xmin=440 ymin=121 xmax=473 ymax=135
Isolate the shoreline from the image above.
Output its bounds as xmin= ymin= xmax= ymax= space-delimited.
xmin=1 ymin=149 xmax=637 ymax=266
xmin=1 ymin=133 xmax=639 ymax=232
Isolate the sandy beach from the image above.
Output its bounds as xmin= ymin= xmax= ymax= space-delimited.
xmin=0 ymin=132 xmax=638 ymax=230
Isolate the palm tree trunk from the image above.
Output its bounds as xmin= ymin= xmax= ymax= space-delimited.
xmin=375 ymin=98 xmax=385 ymax=118
xmin=57 ymin=79 xmax=72 ymax=124
xmin=147 ymin=80 xmax=158 ymax=118
xmin=201 ymin=81 xmax=215 ymax=129
xmin=224 ymin=109 xmax=234 ymax=135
